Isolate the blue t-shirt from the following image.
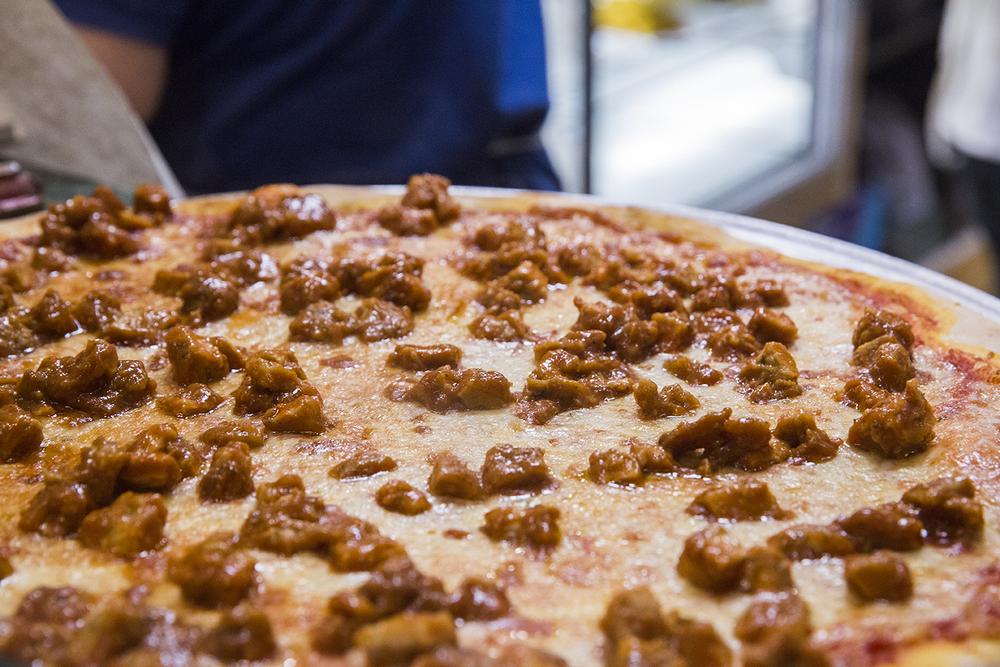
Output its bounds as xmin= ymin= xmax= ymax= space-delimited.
xmin=55 ymin=1 xmax=558 ymax=194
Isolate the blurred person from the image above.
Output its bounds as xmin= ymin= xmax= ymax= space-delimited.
xmin=927 ymin=0 xmax=1000 ymax=253
xmin=53 ymin=1 xmax=559 ymax=195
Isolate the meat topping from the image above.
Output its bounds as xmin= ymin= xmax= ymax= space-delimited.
xmin=355 ymin=611 xmax=457 ymax=665
xmin=852 ymin=308 xmax=914 ymax=350
xmin=520 ymin=330 xmax=633 ymax=419
xmin=232 ymin=348 xmax=325 ymax=433
xmin=844 ymin=551 xmax=913 ymax=602
xmin=480 ymin=444 xmax=552 ymax=494
xmin=17 ymin=339 xmax=155 ymax=416
xmin=773 ymin=412 xmax=841 ymax=463
xmin=735 ymin=592 xmax=821 ymax=667
xmin=0 ymin=586 xmax=94 ymax=664
xmin=676 ymin=525 xmax=745 ymax=593
xmin=695 ymin=310 xmax=761 ymax=360
xmin=587 ymin=448 xmax=644 ymax=486
xmin=448 ymin=577 xmax=510 ymax=621
xmin=748 ymin=308 xmax=798 ymax=345
xmin=475 ymin=282 xmax=523 ymax=312
xmin=132 ymin=183 xmax=172 ymax=218
xmin=165 ymin=325 xmax=243 ymax=385
xmin=199 ymin=419 xmax=267 ymax=449
xmin=376 ymin=480 xmax=432 ymax=515
xmin=200 ymin=244 xmax=279 ymax=286
xmin=403 ymin=367 xmax=512 ymax=412
xmin=152 ymin=264 xmax=241 ymax=323
xmin=766 ymin=524 xmax=856 ymax=560
xmin=836 ymin=502 xmax=925 ymax=552
xmin=633 ymin=378 xmax=699 ymax=419
xmin=739 ymin=546 xmax=794 ymax=593
xmin=401 ymin=174 xmax=461 ymax=222
xmin=0 ymin=404 xmax=43 ymax=462
xmin=330 ymin=449 xmax=397 ymax=479
xmin=510 ymin=397 xmax=561 ymax=425
xmin=428 ymin=452 xmax=484 ymax=500
xmin=629 ymin=440 xmax=678 ymax=473
xmin=0 ymin=312 xmax=40 ymax=357
xmin=101 ymin=307 xmax=180 ymax=346
xmin=289 ymin=300 xmax=354 ymax=343
xmin=78 ymin=491 xmax=167 ymax=558
xmin=167 ymin=532 xmax=256 ymax=608
xmin=847 ymin=379 xmax=935 ymax=458
xmin=481 ymin=505 xmax=561 ymax=548
xmin=741 ymin=280 xmax=790 ymax=307
xmin=31 ymin=246 xmax=72 ymax=273
xmin=239 ymin=474 xmax=405 ymax=571
xmin=27 ymin=290 xmax=79 ymax=337
xmin=226 ymin=184 xmax=336 ymax=245
xmin=901 ymin=476 xmax=983 ymax=546
xmin=737 ymin=342 xmax=803 ymax=403
xmin=588 ymin=441 xmax=677 ymax=485
xmin=469 ymin=309 xmax=532 ymax=341
xmin=379 ymin=174 xmax=461 ymax=236
xmin=388 ymin=343 xmax=462 ymax=371
xmin=198 ymin=442 xmax=255 ymax=502
xmin=312 ymin=557 xmax=451 ymax=655
xmin=837 ymin=378 xmax=888 ymax=411
xmin=238 ymin=475 xmax=330 ymax=555
xmin=117 ymin=423 xmax=201 ymax=491
xmin=279 ymin=257 xmax=341 ymax=315
xmin=607 ymin=281 xmax=683 ymax=319
xmin=201 ymin=604 xmax=276 ymax=661
xmin=19 ymin=480 xmax=93 ymax=538
xmin=652 ymin=312 xmax=695 ymax=352
xmin=378 ymin=205 xmax=437 ymax=237
xmin=462 ymin=219 xmax=563 ymax=284
xmin=38 ymin=185 xmax=166 ymax=259
xmin=663 ymin=354 xmax=722 ymax=385
xmin=658 ymin=409 xmax=782 ymax=473
xmin=0 ymin=264 xmax=36 ymax=294
xmin=571 ymin=298 xmax=661 ymax=363
xmin=72 ymin=290 xmax=121 ymax=332
xmin=488 ymin=260 xmax=549 ymax=305
xmin=687 ymin=480 xmax=791 ymax=522
xmin=156 ymin=382 xmax=224 ymax=417
xmin=353 ymin=298 xmax=415 ymax=342
xmin=852 ymin=334 xmax=915 ymax=391
xmin=600 ymin=587 xmax=731 ymax=667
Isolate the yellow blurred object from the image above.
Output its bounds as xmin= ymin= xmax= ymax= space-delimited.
xmin=594 ymin=0 xmax=681 ymax=33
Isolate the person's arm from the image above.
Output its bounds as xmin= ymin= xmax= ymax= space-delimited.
xmin=73 ymin=26 xmax=167 ymax=121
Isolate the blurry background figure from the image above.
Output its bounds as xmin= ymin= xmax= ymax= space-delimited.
xmin=52 ymin=1 xmax=560 ymax=194
xmin=927 ymin=0 xmax=1000 ymax=255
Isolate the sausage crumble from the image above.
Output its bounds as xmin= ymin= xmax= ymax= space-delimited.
xmin=168 ymin=532 xmax=257 ymax=608
xmin=686 ymin=480 xmax=792 ymax=522
xmin=17 ymin=339 xmax=156 ymax=417
xmin=634 ymin=378 xmax=700 ymax=420
xmin=232 ymin=349 xmax=325 ymax=433
xmin=844 ymin=551 xmax=913 ymax=603
xmin=737 ymin=342 xmax=803 ymax=403
xmin=481 ymin=505 xmax=561 ymax=548
xmin=600 ymin=587 xmax=731 ymax=667
xmin=847 ymin=379 xmax=935 ymax=458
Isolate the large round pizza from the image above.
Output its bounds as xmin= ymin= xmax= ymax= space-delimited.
xmin=0 ymin=175 xmax=996 ymax=666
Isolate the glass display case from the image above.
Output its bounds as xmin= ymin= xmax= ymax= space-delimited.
xmin=542 ymin=0 xmax=863 ymax=225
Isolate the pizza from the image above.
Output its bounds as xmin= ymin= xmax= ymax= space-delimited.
xmin=0 ymin=174 xmax=996 ymax=667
